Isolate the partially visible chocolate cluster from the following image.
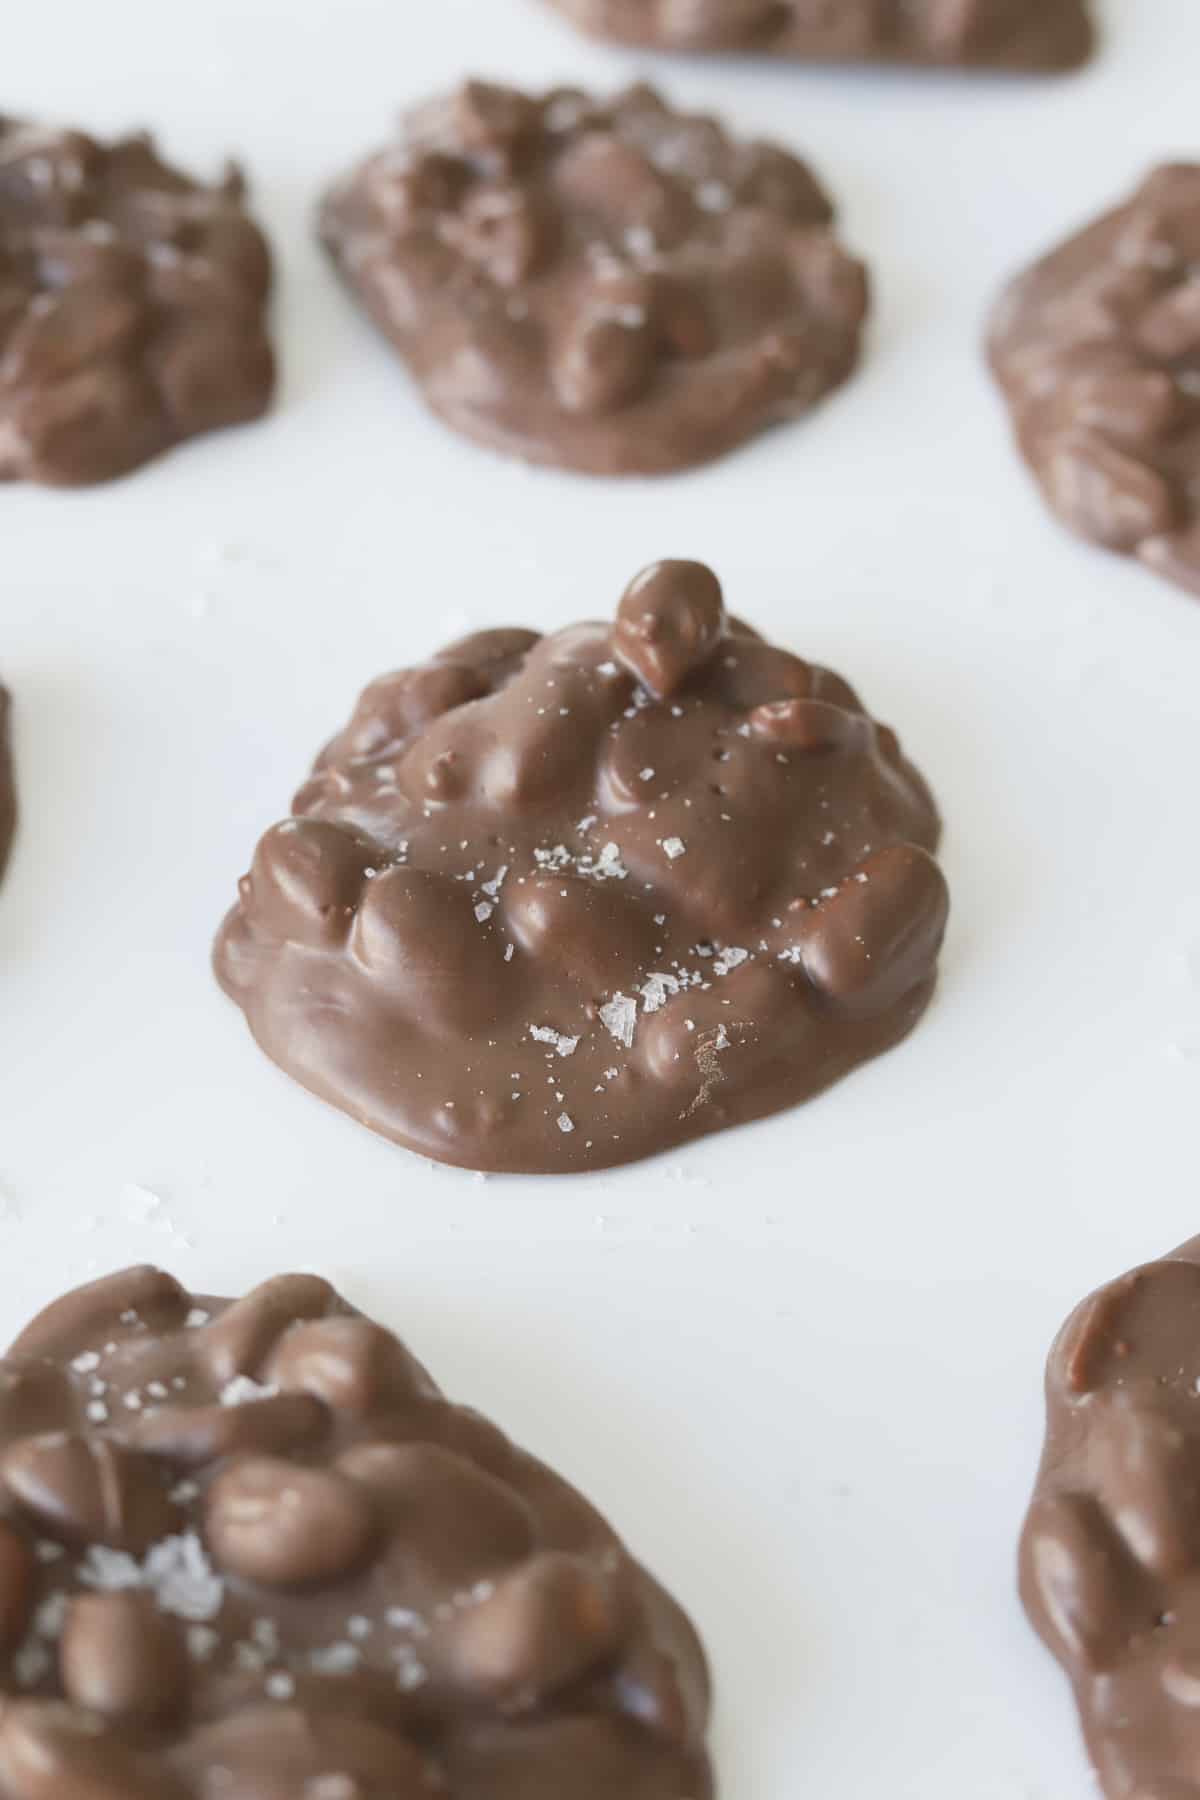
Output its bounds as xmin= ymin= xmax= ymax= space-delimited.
xmin=0 ymin=119 xmax=274 ymax=485
xmin=989 ymin=164 xmax=1200 ymax=598
xmin=1021 ymin=1236 xmax=1200 ymax=1800
xmin=541 ymin=0 xmax=1094 ymax=72
xmin=215 ymin=561 xmax=948 ymax=1173
xmin=0 ymin=1265 xmax=714 ymax=1799
xmin=0 ymin=684 xmax=13 ymax=884
xmin=320 ymin=81 xmax=868 ymax=475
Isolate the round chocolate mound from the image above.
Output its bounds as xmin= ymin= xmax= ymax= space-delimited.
xmin=0 ymin=117 xmax=274 ymax=486
xmin=319 ymin=81 xmax=868 ymax=476
xmin=1021 ymin=1235 xmax=1200 ymax=1800
xmin=0 ymin=1264 xmax=713 ymax=1799
xmin=0 ymin=685 xmax=13 ymax=884
xmin=215 ymin=561 xmax=948 ymax=1174
xmin=540 ymin=0 xmax=1094 ymax=72
xmin=989 ymin=164 xmax=1200 ymax=599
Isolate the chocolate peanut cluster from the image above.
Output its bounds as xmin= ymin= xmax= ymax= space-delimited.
xmin=0 ymin=685 xmax=13 ymax=884
xmin=541 ymin=0 xmax=1094 ymax=73
xmin=0 ymin=1265 xmax=714 ymax=1799
xmin=1021 ymin=1236 xmax=1200 ymax=1800
xmin=215 ymin=561 xmax=948 ymax=1173
xmin=989 ymin=164 xmax=1200 ymax=599
xmin=320 ymin=81 xmax=867 ymax=475
xmin=0 ymin=118 xmax=274 ymax=485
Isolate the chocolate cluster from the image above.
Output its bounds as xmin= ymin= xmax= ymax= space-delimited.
xmin=0 ymin=1265 xmax=714 ymax=1799
xmin=541 ymin=0 xmax=1094 ymax=72
xmin=320 ymin=81 xmax=867 ymax=475
xmin=0 ymin=118 xmax=274 ymax=485
xmin=215 ymin=561 xmax=948 ymax=1173
xmin=989 ymin=163 xmax=1200 ymax=598
xmin=1021 ymin=1236 xmax=1200 ymax=1800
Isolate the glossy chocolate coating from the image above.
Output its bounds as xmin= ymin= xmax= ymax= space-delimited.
xmin=319 ymin=81 xmax=867 ymax=476
xmin=989 ymin=164 xmax=1200 ymax=599
xmin=1020 ymin=1235 xmax=1200 ymax=1800
xmin=0 ymin=685 xmax=13 ymax=884
xmin=0 ymin=117 xmax=274 ymax=486
xmin=214 ymin=560 xmax=948 ymax=1174
xmin=0 ymin=1265 xmax=714 ymax=1799
xmin=541 ymin=0 xmax=1093 ymax=71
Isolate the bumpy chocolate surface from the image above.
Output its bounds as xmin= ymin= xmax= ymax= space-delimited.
xmin=215 ymin=561 xmax=948 ymax=1174
xmin=541 ymin=0 xmax=1093 ymax=71
xmin=1020 ymin=1235 xmax=1200 ymax=1800
xmin=0 ymin=685 xmax=13 ymax=884
xmin=319 ymin=81 xmax=867 ymax=476
xmin=0 ymin=117 xmax=274 ymax=485
xmin=0 ymin=1264 xmax=713 ymax=1798
xmin=989 ymin=165 xmax=1200 ymax=599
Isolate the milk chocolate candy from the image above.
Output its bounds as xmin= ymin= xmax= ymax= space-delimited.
xmin=0 ymin=684 xmax=13 ymax=883
xmin=0 ymin=117 xmax=274 ymax=485
xmin=319 ymin=81 xmax=868 ymax=476
xmin=214 ymin=560 xmax=948 ymax=1174
xmin=541 ymin=0 xmax=1094 ymax=72
xmin=0 ymin=1265 xmax=714 ymax=1799
xmin=989 ymin=165 xmax=1200 ymax=599
xmin=1020 ymin=1235 xmax=1200 ymax=1800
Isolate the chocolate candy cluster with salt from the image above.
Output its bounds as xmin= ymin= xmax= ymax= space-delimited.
xmin=1020 ymin=1235 xmax=1200 ymax=1800
xmin=215 ymin=560 xmax=949 ymax=1173
xmin=0 ymin=117 xmax=274 ymax=485
xmin=989 ymin=164 xmax=1200 ymax=599
xmin=0 ymin=684 xmax=13 ymax=884
xmin=542 ymin=0 xmax=1094 ymax=72
xmin=320 ymin=81 xmax=867 ymax=476
xmin=0 ymin=1265 xmax=714 ymax=1799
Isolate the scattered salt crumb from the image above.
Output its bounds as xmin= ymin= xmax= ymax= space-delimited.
xmin=80 ymin=1532 xmax=224 ymax=1622
xmin=662 ymin=837 xmax=686 ymax=860
xmin=599 ymin=994 xmax=638 ymax=1048
xmin=266 ymin=1673 xmax=295 ymax=1701
xmin=187 ymin=1625 xmax=219 ymax=1661
xmin=71 ymin=1352 xmax=101 ymax=1375
xmin=185 ymin=1309 xmax=210 ymax=1328
xmin=713 ymin=947 xmax=749 ymax=976
xmin=220 ymin=1375 xmax=279 ymax=1408
xmin=529 ymin=1025 xmax=580 ymax=1057
xmin=556 ymin=1113 xmax=575 ymax=1134
xmin=474 ymin=902 xmax=494 ymax=923
xmin=640 ymin=973 xmax=681 ymax=1014
xmin=121 ymin=1183 xmax=161 ymax=1223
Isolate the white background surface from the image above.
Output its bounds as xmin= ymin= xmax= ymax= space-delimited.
xmin=2 ymin=2 xmax=1199 ymax=1794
